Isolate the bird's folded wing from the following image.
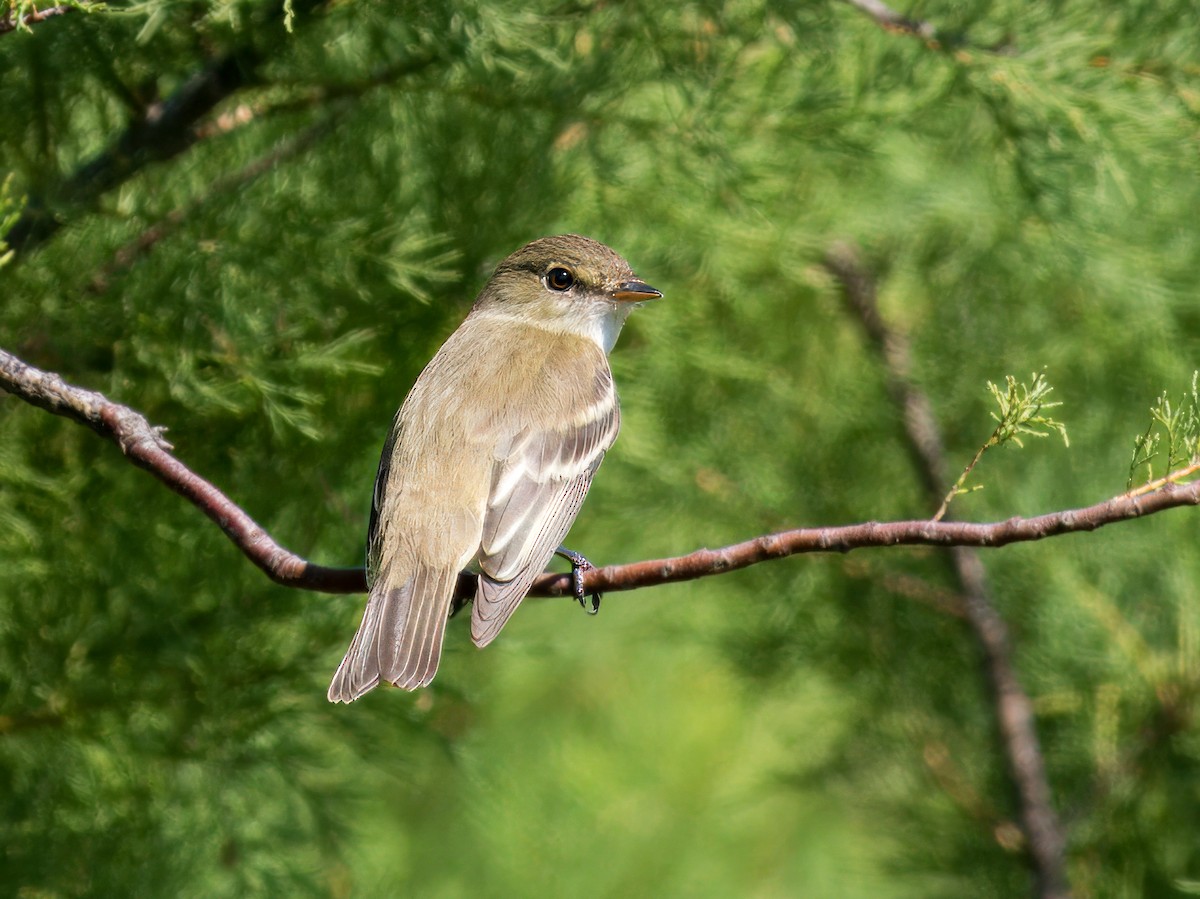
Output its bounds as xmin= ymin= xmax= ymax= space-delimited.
xmin=472 ymin=399 xmax=619 ymax=646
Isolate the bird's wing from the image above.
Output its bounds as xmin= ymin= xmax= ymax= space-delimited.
xmin=365 ymin=415 xmax=399 ymax=585
xmin=472 ymin=386 xmax=620 ymax=647
xmin=330 ymin=395 xmax=485 ymax=701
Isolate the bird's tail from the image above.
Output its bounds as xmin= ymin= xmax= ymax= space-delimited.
xmin=327 ymin=565 xmax=458 ymax=702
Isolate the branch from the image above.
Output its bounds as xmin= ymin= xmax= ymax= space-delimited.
xmin=84 ymin=55 xmax=446 ymax=293
xmin=3 ymin=0 xmax=336 ymax=255
xmin=524 ymin=454 xmax=1200 ymax=598
xmin=822 ymin=242 xmax=949 ymax=498
xmin=4 ymin=343 xmax=1200 ymax=618
xmin=7 ymin=51 xmax=261 ymax=252
xmin=0 ymin=3 xmax=79 ymax=35
xmin=825 ymin=242 xmax=1070 ymax=899
xmin=0 ymin=347 xmax=362 ymax=593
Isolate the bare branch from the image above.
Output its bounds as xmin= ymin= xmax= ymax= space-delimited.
xmin=0 ymin=347 xmax=363 ymax=593
xmin=528 ymin=452 xmax=1200 ymax=597
xmin=822 ymin=242 xmax=950 ymax=497
xmin=825 ymin=243 xmax=1070 ymax=899
xmin=4 ymin=342 xmax=1200 ymax=627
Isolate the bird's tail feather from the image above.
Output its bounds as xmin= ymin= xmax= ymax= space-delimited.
xmin=328 ymin=565 xmax=457 ymax=702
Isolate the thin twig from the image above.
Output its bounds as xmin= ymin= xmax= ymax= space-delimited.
xmin=825 ymin=242 xmax=1070 ymax=899
xmin=0 ymin=3 xmax=78 ymax=35
xmin=1123 ymin=458 xmax=1200 ymax=498
xmin=7 ymin=50 xmax=266 ymax=252
xmin=841 ymin=559 xmax=965 ymax=618
xmin=935 ymin=442 xmax=988 ymax=520
xmin=82 ymin=55 xmax=446 ymax=293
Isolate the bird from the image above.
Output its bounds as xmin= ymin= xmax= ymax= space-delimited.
xmin=328 ymin=234 xmax=661 ymax=702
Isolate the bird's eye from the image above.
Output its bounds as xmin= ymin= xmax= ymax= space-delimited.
xmin=546 ymin=267 xmax=575 ymax=291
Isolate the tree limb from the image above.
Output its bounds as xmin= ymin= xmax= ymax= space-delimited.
xmin=7 ymin=50 xmax=263 ymax=252
xmin=0 ymin=347 xmax=363 ymax=593
xmin=825 ymin=242 xmax=1070 ymax=899
xmin=3 ymin=343 xmax=1199 ymax=622
xmin=4 ymin=0 xmax=336 ymax=255
xmin=84 ymin=54 xmax=447 ymax=293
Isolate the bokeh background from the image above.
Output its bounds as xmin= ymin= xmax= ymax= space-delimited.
xmin=3 ymin=2 xmax=1200 ymax=896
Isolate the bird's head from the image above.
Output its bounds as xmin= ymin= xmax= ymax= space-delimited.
xmin=475 ymin=234 xmax=661 ymax=352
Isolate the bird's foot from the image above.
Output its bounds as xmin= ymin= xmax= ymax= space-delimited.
xmin=554 ymin=545 xmax=601 ymax=614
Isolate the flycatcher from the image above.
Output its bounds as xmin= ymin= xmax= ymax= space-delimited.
xmin=329 ymin=234 xmax=661 ymax=702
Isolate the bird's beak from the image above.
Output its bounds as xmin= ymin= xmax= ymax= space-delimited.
xmin=612 ymin=280 xmax=663 ymax=303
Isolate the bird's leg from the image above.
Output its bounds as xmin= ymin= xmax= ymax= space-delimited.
xmin=554 ymin=545 xmax=601 ymax=614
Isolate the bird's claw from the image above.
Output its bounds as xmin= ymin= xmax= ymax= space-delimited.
xmin=555 ymin=546 xmax=602 ymax=615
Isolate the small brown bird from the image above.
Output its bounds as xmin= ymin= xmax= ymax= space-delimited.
xmin=328 ymin=235 xmax=661 ymax=702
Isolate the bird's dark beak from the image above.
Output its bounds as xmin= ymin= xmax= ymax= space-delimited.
xmin=612 ymin=280 xmax=663 ymax=303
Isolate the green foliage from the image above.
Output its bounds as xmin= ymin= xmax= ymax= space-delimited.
xmin=0 ymin=173 xmax=18 ymax=268
xmin=987 ymin=372 xmax=1069 ymax=451
xmin=1128 ymin=372 xmax=1200 ymax=490
xmin=3 ymin=1 xmax=1200 ymax=897
xmin=936 ymin=372 xmax=1069 ymax=519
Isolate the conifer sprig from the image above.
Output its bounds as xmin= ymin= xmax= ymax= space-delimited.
xmin=0 ymin=174 xmax=19 ymax=269
xmin=1126 ymin=372 xmax=1200 ymax=493
xmin=934 ymin=372 xmax=1069 ymax=521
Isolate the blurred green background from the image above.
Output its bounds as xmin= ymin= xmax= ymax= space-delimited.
xmin=3 ymin=1 xmax=1200 ymax=896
